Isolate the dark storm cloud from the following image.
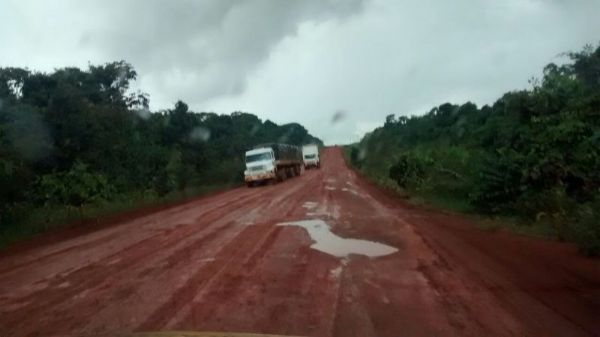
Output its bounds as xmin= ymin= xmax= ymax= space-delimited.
xmin=74 ymin=0 xmax=366 ymax=102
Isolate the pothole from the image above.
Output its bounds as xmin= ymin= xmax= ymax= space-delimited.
xmin=278 ymin=219 xmax=397 ymax=258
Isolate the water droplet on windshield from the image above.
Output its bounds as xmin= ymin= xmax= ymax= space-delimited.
xmin=331 ymin=110 xmax=346 ymax=124
xmin=190 ymin=126 xmax=211 ymax=141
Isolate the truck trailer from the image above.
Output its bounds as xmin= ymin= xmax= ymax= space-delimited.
xmin=302 ymin=144 xmax=320 ymax=169
xmin=244 ymin=143 xmax=303 ymax=187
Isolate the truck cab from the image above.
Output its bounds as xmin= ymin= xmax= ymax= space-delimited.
xmin=302 ymin=144 xmax=320 ymax=169
xmin=244 ymin=147 xmax=276 ymax=186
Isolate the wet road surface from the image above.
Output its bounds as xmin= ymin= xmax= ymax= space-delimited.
xmin=1 ymin=147 xmax=599 ymax=336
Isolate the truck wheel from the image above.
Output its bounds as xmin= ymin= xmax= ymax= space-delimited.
xmin=246 ymin=182 xmax=253 ymax=188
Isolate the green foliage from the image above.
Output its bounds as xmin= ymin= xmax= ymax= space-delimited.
xmin=571 ymin=198 xmax=600 ymax=256
xmin=0 ymin=61 xmax=321 ymax=245
xmin=351 ymin=43 xmax=600 ymax=254
xmin=388 ymin=153 xmax=427 ymax=188
xmin=36 ymin=162 xmax=115 ymax=209
xmin=470 ymin=150 xmax=524 ymax=213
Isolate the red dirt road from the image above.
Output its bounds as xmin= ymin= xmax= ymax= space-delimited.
xmin=1 ymin=147 xmax=599 ymax=337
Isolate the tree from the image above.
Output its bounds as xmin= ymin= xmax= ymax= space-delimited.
xmin=1 ymin=60 xmax=322 ymax=244
xmin=353 ymin=43 xmax=600 ymax=254
xmin=37 ymin=162 xmax=114 ymax=217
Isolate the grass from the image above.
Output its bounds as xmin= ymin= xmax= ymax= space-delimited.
xmin=407 ymin=191 xmax=473 ymax=213
xmin=0 ymin=183 xmax=236 ymax=250
xmin=341 ymin=146 xmax=561 ymax=242
xmin=475 ymin=216 xmax=558 ymax=239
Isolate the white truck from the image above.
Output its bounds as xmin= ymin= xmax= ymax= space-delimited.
xmin=302 ymin=144 xmax=320 ymax=169
xmin=244 ymin=143 xmax=303 ymax=187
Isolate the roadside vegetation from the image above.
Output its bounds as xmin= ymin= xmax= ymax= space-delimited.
xmin=347 ymin=44 xmax=600 ymax=255
xmin=0 ymin=62 xmax=321 ymax=248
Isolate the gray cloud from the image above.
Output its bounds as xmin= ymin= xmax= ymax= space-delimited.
xmin=74 ymin=0 xmax=366 ymax=103
xmin=1 ymin=0 xmax=600 ymax=144
xmin=202 ymin=0 xmax=600 ymax=144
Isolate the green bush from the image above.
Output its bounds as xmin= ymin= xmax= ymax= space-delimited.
xmin=388 ymin=153 xmax=426 ymax=188
xmin=36 ymin=161 xmax=115 ymax=213
xmin=387 ymin=146 xmax=476 ymax=206
xmin=570 ymin=199 xmax=600 ymax=256
xmin=469 ymin=150 xmax=525 ymax=214
xmin=353 ymin=44 xmax=600 ymax=254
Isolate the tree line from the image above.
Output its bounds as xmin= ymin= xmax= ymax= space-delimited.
xmin=0 ymin=61 xmax=321 ymax=244
xmin=349 ymin=44 xmax=600 ymax=255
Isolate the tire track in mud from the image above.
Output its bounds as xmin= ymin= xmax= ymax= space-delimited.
xmin=3 ymin=147 xmax=599 ymax=337
xmin=0 ymin=230 xmax=124 ymax=276
xmin=137 ymin=224 xmax=281 ymax=330
xmin=0 ymin=188 xmax=256 ymax=277
xmin=77 ymin=220 xmax=240 ymax=335
xmin=1 ymin=223 xmax=196 ymax=336
xmin=3 ymin=218 xmax=219 ymax=329
xmin=139 ymin=176 xmax=325 ymax=332
xmin=241 ymin=226 xmax=284 ymax=271
xmin=277 ymin=173 xmax=325 ymax=219
xmin=332 ymin=261 xmax=378 ymax=337
xmin=162 ymin=180 xmax=312 ymax=328
xmin=177 ymin=225 xmax=286 ymax=324
xmin=1 ymin=185 xmax=269 ymax=284
xmin=408 ymin=213 xmax=595 ymax=337
xmin=0 ymin=185 xmax=279 ymax=336
xmin=77 ymin=186 xmax=286 ymax=335
xmin=170 ymin=167 xmax=346 ymax=336
xmin=66 ymin=186 xmax=287 ymax=329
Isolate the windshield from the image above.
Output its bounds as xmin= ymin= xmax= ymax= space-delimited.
xmin=3 ymin=2 xmax=599 ymax=337
xmin=246 ymin=152 xmax=272 ymax=163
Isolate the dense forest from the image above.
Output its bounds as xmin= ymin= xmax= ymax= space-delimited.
xmin=348 ymin=44 xmax=600 ymax=255
xmin=0 ymin=61 xmax=321 ymax=246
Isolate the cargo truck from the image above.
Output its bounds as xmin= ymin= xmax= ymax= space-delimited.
xmin=302 ymin=144 xmax=320 ymax=169
xmin=244 ymin=143 xmax=303 ymax=187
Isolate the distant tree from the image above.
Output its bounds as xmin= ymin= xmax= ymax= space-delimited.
xmin=385 ymin=114 xmax=396 ymax=126
xmin=353 ymin=43 xmax=600 ymax=254
xmin=0 ymin=60 xmax=322 ymax=238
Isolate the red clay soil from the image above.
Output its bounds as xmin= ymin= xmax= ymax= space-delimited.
xmin=0 ymin=147 xmax=599 ymax=337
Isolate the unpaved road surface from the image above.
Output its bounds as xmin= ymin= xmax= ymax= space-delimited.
xmin=1 ymin=147 xmax=599 ymax=337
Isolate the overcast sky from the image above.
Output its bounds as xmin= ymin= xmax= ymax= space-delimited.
xmin=1 ymin=0 xmax=599 ymax=144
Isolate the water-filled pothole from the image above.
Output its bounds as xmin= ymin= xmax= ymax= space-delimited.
xmin=278 ymin=219 xmax=397 ymax=258
xmin=302 ymin=202 xmax=318 ymax=210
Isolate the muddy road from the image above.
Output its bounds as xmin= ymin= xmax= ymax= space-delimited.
xmin=1 ymin=147 xmax=599 ymax=337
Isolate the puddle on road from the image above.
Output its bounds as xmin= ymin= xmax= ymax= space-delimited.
xmin=302 ymin=202 xmax=318 ymax=210
xmin=325 ymin=186 xmax=336 ymax=191
xmin=342 ymin=187 xmax=361 ymax=196
xmin=278 ymin=219 xmax=398 ymax=258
